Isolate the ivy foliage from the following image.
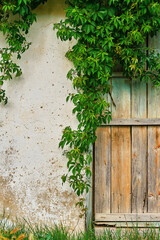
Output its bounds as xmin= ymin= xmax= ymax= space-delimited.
xmin=1 ymin=0 xmax=160 ymax=211
xmin=54 ymin=0 xmax=160 ymax=199
xmin=0 ymin=0 xmax=47 ymax=104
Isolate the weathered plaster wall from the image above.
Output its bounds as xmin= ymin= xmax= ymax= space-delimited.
xmin=0 ymin=0 xmax=85 ymax=231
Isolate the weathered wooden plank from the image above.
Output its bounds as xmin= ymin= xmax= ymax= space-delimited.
xmin=95 ymin=213 xmax=160 ymax=222
xmin=132 ymin=80 xmax=146 ymax=119
xmin=149 ymin=32 xmax=160 ymax=56
xmin=148 ymin=33 xmax=160 ymax=118
xmin=103 ymin=118 xmax=160 ymax=126
xmin=94 ymin=222 xmax=160 ymax=228
xmin=132 ymin=127 xmax=147 ymax=213
xmin=111 ymin=127 xmax=131 ymax=213
xmin=148 ymin=54 xmax=160 ymax=213
xmin=148 ymin=127 xmax=160 ymax=213
xmin=131 ymin=81 xmax=147 ymax=213
xmin=104 ymin=91 xmax=112 ymax=115
xmin=112 ymin=79 xmax=131 ymax=119
xmin=95 ymin=127 xmax=111 ymax=213
xmin=111 ymin=78 xmax=131 ymax=213
xmin=148 ymin=84 xmax=160 ymax=118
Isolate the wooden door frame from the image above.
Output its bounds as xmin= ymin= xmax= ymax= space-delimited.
xmin=86 ymin=119 xmax=160 ymax=229
xmin=86 ymin=72 xmax=160 ymax=228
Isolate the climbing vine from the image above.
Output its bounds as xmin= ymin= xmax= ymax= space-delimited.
xmin=54 ymin=0 xmax=160 ymax=206
xmin=0 ymin=0 xmax=47 ymax=104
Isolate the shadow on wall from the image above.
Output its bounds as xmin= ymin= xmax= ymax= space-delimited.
xmin=35 ymin=0 xmax=66 ymax=16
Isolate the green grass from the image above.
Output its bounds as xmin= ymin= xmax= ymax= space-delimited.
xmin=0 ymin=218 xmax=160 ymax=240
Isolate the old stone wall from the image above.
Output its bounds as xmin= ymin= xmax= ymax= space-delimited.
xmin=0 ymin=0 xmax=85 ymax=231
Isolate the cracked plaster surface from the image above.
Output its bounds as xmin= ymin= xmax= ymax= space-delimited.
xmin=0 ymin=0 xmax=85 ymax=232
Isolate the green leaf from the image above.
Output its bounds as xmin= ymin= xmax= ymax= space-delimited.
xmin=66 ymin=95 xmax=70 ymax=102
xmin=15 ymin=70 xmax=22 ymax=77
xmin=61 ymin=174 xmax=67 ymax=184
xmin=18 ymin=0 xmax=22 ymax=5
xmin=72 ymin=168 xmax=76 ymax=175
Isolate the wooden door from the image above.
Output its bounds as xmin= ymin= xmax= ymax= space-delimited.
xmin=94 ymin=35 xmax=160 ymax=228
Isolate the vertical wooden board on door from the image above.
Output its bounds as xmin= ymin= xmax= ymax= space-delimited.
xmin=132 ymin=80 xmax=147 ymax=118
xmin=148 ymin=83 xmax=160 ymax=118
xmin=111 ymin=127 xmax=131 ymax=213
xmin=111 ymin=78 xmax=131 ymax=213
xmin=112 ymin=78 xmax=131 ymax=119
xmin=132 ymin=127 xmax=147 ymax=213
xmin=131 ymin=80 xmax=147 ymax=213
xmin=147 ymin=33 xmax=160 ymax=213
xmin=148 ymin=25 xmax=160 ymax=214
xmin=148 ymin=32 xmax=160 ymax=118
xmin=149 ymin=32 xmax=160 ymax=58
xmin=95 ymin=127 xmax=111 ymax=213
xmin=148 ymin=127 xmax=160 ymax=213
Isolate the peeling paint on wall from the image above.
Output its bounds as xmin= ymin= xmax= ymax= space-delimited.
xmin=0 ymin=0 xmax=85 ymax=231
